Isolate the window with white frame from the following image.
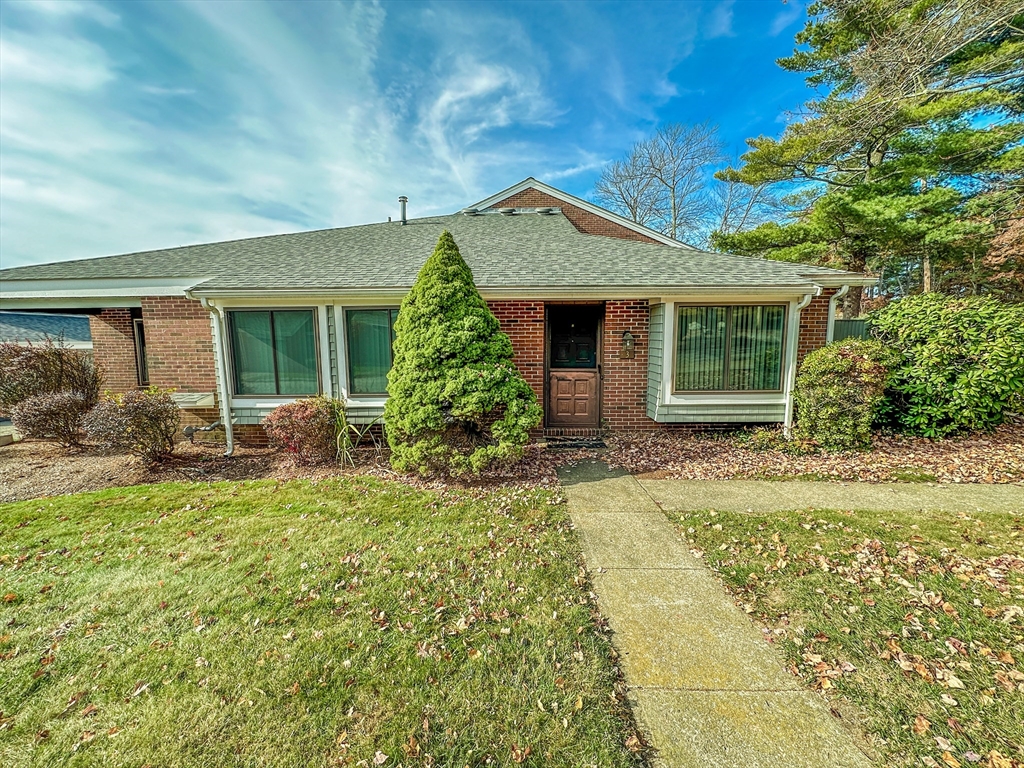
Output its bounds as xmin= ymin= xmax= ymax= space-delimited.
xmin=345 ymin=308 xmax=399 ymax=396
xmin=674 ymin=305 xmax=786 ymax=392
xmin=227 ymin=309 xmax=319 ymax=396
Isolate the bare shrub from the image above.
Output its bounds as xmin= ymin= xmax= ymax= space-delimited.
xmin=10 ymin=391 xmax=92 ymax=447
xmin=0 ymin=339 xmax=102 ymax=412
xmin=84 ymin=388 xmax=180 ymax=461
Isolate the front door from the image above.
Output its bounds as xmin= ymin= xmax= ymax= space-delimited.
xmin=547 ymin=305 xmax=602 ymax=427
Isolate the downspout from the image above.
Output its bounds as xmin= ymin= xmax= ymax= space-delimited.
xmin=198 ymin=296 xmax=235 ymax=456
xmin=826 ymin=284 xmax=851 ymax=343
xmin=784 ymin=288 xmax=820 ymax=438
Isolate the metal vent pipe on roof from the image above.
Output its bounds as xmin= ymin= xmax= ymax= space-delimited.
xmin=398 ymin=196 xmax=408 ymax=225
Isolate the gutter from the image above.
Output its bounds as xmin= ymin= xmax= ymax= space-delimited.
xmin=783 ymin=288 xmax=820 ymax=438
xmin=826 ymin=285 xmax=852 ymax=343
xmin=195 ymin=295 xmax=235 ymax=456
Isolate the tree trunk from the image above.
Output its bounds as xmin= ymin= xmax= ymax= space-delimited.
xmin=923 ymin=253 xmax=932 ymax=292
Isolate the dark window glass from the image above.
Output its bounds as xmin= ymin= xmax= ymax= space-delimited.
xmin=133 ymin=319 xmax=149 ymax=386
xmin=229 ymin=310 xmax=318 ymax=396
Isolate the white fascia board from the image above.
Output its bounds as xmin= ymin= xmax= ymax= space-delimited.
xmin=1 ymin=277 xmax=205 ymax=308
xmin=464 ymin=177 xmax=697 ymax=250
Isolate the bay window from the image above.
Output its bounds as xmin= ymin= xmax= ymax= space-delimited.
xmin=345 ymin=308 xmax=398 ymax=395
xmin=228 ymin=309 xmax=319 ymax=396
xmin=675 ymin=305 xmax=786 ymax=392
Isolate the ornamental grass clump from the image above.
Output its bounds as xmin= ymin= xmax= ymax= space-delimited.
xmin=384 ymin=230 xmax=542 ymax=476
xmin=84 ymin=387 xmax=181 ymax=462
xmin=794 ymin=339 xmax=890 ymax=451
xmin=262 ymin=396 xmax=345 ymax=466
xmin=870 ymin=294 xmax=1024 ymax=437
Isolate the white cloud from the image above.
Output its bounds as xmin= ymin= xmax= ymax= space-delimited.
xmin=770 ymin=3 xmax=804 ymax=36
xmin=706 ymin=0 xmax=736 ymax=39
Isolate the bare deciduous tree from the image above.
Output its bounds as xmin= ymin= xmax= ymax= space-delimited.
xmin=595 ymin=122 xmax=725 ymax=242
xmin=705 ymin=169 xmax=784 ymax=245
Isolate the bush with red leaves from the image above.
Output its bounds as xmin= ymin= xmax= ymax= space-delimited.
xmin=262 ymin=396 xmax=344 ymax=466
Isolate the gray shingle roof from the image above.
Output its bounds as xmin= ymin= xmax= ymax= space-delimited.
xmin=0 ymin=210 xmax=861 ymax=292
xmin=0 ymin=312 xmax=92 ymax=344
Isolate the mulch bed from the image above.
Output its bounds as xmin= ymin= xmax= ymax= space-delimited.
xmin=3 ymin=421 xmax=1021 ymax=504
xmin=0 ymin=438 xmax=584 ymax=504
xmin=602 ymin=422 xmax=1024 ymax=484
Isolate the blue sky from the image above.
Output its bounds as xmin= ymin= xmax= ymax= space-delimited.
xmin=0 ymin=0 xmax=814 ymax=268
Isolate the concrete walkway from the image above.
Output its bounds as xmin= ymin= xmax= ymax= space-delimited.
xmin=560 ymin=461 xmax=873 ymax=768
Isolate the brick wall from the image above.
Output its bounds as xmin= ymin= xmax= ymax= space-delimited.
xmin=89 ymin=309 xmax=138 ymax=392
xmin=601 ymin=299 xmax=658 ymax=431
xmin=488 ymin=300 xmax=546 ymax=408
xmin=797 ymin=289 xmax=836 ymax=366
xmin=488 ymin=188 xmax=660 ymax=243
xmin=140 ymin=297 xmax=217 ymax=393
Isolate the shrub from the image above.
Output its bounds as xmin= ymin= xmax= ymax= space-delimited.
xmin=0 ymin=339 xmax=102 ymax=412
xmin=10 ymin=391 xmax=93 ymax=447
xmin=794 ymin=340 xmax=890 ymax=451
xmin=871 ymin=294 xmax=1024 ymax=437
xmin=262 ymin=396 xmax=345 ymax=466
xmin=84 ymin=388 xmax=181 ymax=461
xmin=384 ymin=230 xmax=542 ymax=476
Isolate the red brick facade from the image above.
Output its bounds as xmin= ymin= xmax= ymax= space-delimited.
xmin=797 ymin=290 xmax=835 ymax=366
xmin=488 ymin=300 xmax=546 ymax=406
xmin=601 ymin=300 xmax=654 ymax=430
xmin=489 ymin=188 xmax=661 ymax=243
xmin=139 ymin=297 xmax=217 ymax=393
xmin=89 ymin=309 xmax=138 ymax=392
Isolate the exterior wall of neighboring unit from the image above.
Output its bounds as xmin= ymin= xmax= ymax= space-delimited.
xmin=89 ymin=309 xmax=138 ymax=391
xmin=140 ymin=297 xmax=218 ymax=393
xmin=488 ymin=188 xmax=661 ymax=244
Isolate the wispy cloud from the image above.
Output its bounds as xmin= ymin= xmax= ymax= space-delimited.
xmin=0 ymin=0 xmax=816 ymax=268
xmin=770 ymin=3 xmax=804 ymax=36
xmin=706 ymin=0 xmax=736 ymax=39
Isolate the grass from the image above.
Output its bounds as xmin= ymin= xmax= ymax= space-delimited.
xmin=0 ymin=478 xmax=646 ymax=768
xmin=667 ymin=507 xmax=1024 ymax=768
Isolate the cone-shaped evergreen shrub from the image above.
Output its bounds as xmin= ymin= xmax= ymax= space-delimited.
xmin=384 ymin=230 xmax=542 ymax=475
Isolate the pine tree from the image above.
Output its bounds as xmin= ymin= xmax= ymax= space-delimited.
xmin=714 ymin=1 xmax=1023 ymax=310
xmin=384 ymin=231 xmax=542 ymax=476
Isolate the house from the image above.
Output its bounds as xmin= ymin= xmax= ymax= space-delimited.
xmin=0 ymin=178 xmax=874 ymax=450
xmin=0 ymin=311 xmax=92 ymax=350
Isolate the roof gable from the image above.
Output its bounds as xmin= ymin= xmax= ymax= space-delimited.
xmin=466 ymin=178 xmax=697 ymax=250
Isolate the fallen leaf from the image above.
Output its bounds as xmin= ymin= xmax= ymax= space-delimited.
xmin=913 ymin=715 xmax=931 ymax=735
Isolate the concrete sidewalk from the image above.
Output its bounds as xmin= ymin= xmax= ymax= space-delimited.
xmin=560 ymin=461 xmax=873 ymax=768
xmin=640 ymin=478 xmax=1023 ymax=513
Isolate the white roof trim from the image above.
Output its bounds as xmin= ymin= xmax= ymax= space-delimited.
xmin=465 ymin=177 xmax=698 ymax=250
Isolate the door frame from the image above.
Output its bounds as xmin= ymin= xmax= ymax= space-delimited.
xmin=543 ymin=302 xmax=605 ymax=428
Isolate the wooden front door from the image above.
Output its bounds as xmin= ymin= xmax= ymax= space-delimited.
xmin=549 ymin=371 xmax=599 ymax=425
xmin=546 ymin=305 xmax=602 ymax=428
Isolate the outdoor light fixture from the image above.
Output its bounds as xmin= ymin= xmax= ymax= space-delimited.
xmin=620 ymin=330 xmax=635 ymax=359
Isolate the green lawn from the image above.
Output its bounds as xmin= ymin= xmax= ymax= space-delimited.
xmin=0 ymin=478 xmax=645 ymax=767
xmin=669 ymin=507 xmax=1024 ymax=768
